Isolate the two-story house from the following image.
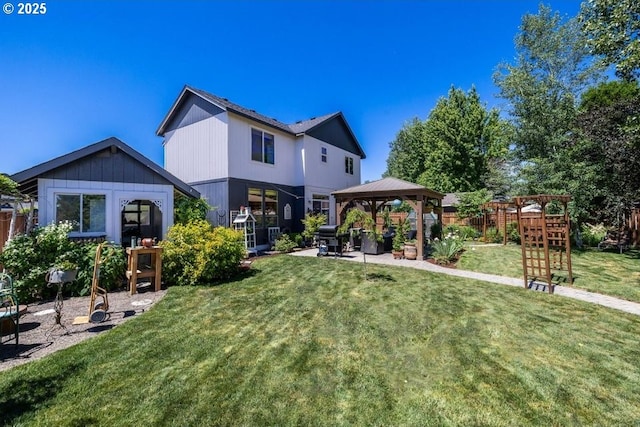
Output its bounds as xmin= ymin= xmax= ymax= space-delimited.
xmin=156 ymin=85 xmax=366 ymax=246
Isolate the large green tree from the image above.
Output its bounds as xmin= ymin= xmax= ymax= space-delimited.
xmin=565 ymin=80 xmax=640 ymax=224
xmin=494 ymin=4 xmax=602 ymax=162
xmin=580 ymin=0 xmax=640 ymax=82
xmin=385 ymin=86 xmax=510 ymax=194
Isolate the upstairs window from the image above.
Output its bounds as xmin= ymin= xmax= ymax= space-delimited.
xmin=345 ymin=156 xmax=354 ymax=175
xmin=251 ymin=128 xmax=275 ymax=164
xmin=321 ymin=147 xmax=327 ymax=163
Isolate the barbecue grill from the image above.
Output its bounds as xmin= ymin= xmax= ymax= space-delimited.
xmin=317 ymin=225 xmax=348 ymax=257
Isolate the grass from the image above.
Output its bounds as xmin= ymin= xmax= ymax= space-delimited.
xmin=2 ymin=254 xmax=640 ymax=425
xmin=458 ymin=243 xmax=640 ymax=303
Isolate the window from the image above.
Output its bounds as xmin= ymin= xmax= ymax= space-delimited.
xmin=345 ymin=156 xmax=354 ymax=175
xmin=56 ymin=193 xmax=106 ymax=233
xmin=321 ymin=146 xmax=327 ymax=163
xmin=248 ymin=187 xmax=278 ymax=229
xmin=251 ymin=128 xmax=275 ymax=164
xmin=312 ymin=194 xmax=330 ymax=217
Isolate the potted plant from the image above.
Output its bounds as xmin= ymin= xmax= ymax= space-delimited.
xmin=47 ymin=259 xmax=79 ymax=283
xmin=404 ymin=239 xmax=418 ymax=260
xmin=391 ymin=217 xmax=409 ymax=259
xmin=339 ymin=208 xmax=383 ymax=255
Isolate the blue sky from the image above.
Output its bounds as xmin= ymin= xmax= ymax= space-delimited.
xmin=0 ymin=0 xmax=582 ymax=183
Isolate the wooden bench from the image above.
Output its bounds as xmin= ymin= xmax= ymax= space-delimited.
xmin=598 ymin=232 xmax=630 ymax=252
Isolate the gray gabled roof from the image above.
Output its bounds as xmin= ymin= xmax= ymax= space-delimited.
xmin=332 ymin=177 xmax=444 ymax=199
xmin=156 ymin=85 xmax=366 ymax=158
xmin=288 ymin=112 xmax=340 ymax=134
xmin=11 ymin=137 xmax=199 ymax=198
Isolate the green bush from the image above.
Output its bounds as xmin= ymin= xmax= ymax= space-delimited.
xmin=507 ymin=222 xmax=521 ymax=244
xmin=581 ymin=223 xmax=607 ymax=247
xmin=443 ymin=224 xmax=461 ymax=237
xmin=289 ymin=233 xmax=303 ymax=247
xmin=0 ymin=222 xmax=78 ymax=302
xmin=160 ymin=220 xmax=246 ymax=286
xmin=301 ymin=212 xmax=327 ymax=241
xmin=431 ymin=237 xmax=465 ymax=265
xmin=430 ymin=222 xmax=442 ymax=240
xmin=274 ymin=234 xmax=297 ymax=253
xmin=73 ymin=244 xmax=126 ymax=296
xmin=484 ymin=227 xmax=503 ymax=243
xmin=458 ymin=225 xmax=480 ymax=241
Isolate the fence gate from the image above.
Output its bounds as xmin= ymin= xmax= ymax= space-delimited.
xmin=514 ymin=195 xmax=573 ymax=294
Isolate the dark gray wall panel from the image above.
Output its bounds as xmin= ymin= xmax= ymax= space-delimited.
xmin=307 ymin=118 xmax=361 ymax=157
xmin=164 ymin=92 xmax=225 ymax=133
xmin=191 ymin=179 xmax=230 ymax=227
xmin=41 ymin=148 xmax=173 ymax=186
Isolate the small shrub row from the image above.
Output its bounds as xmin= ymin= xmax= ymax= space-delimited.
xmin=0 ymin=222 xmax=126 ymax=303
xmin=442 ymin=224 xmax=480 ymax=241
xmin=160 ymin=220 xmax=246 ymax=286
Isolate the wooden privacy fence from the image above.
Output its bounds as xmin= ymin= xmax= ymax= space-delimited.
xmin=0 ymin=212 xmax=28 ymax=253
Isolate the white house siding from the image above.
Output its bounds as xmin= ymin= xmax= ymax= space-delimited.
xmin=164 ymin=113 xmax=229 ymax=184
xmin=301 ymin=135 xmax=361 ymax=190
xmin=227 ymin=114 xmax=300 ymax=186
xmin=39 ymin=178 xmax=174 ymax=244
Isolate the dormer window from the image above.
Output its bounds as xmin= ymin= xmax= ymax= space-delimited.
xmin=251 ymin=128 xmax=275 ymax=164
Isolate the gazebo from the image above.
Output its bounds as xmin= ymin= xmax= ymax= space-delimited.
xmin=332 ymin=177 xmax=444 ymax=260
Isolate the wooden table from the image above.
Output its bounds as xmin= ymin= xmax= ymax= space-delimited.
xmin=126 ymin=246 xmax=163 ymax=295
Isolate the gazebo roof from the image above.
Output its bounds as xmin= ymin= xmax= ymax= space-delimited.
xmin=332 ymin=177 xmax=443 ymax=200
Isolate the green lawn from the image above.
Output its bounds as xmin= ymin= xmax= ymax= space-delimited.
xmin=458 ymin=243 xmax=640 ymax=303
xmin=2 ymin=255 xmax=640 ymax=425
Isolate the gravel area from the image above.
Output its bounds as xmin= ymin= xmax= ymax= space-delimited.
xmin=0 ymin=288 xmax=167 ymax=372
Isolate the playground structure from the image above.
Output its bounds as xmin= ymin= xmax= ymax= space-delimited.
xmin=514 ymin=195 xmax=573 ymax=294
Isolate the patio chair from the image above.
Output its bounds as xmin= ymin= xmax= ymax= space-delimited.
xmin=0 ymin=273 xmax=19 ymax=346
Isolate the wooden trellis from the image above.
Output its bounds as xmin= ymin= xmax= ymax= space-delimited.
xmin=514 ymin=195 xmax=573 ymax=294
xmin=481 ymin=201 xmax=515 ymax=245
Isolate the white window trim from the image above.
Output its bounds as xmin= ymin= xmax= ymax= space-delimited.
xmin=251 ymin=127 xmax=276 ymax=165
xmin=52 ymin=190 xmax=109 ymax=236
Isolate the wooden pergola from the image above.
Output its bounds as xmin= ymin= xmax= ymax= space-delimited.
xmin=481 ymin=201 xmax=515 ymax=245
xmin=514 ymin=195 xmax=573 ymax=294
xmin=332 ymin=177 xmax=444 ymax=260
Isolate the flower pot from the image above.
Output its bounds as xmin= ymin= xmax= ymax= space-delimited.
xmin=404 ymin=243 xmax=417 ymax=260
xmin=392 ymin=250 xmax=404 ymax=259
xmin=46 ymin=268 xmax=78 ymax=284
xmin=361 ymin=233 xmax=384 ymax=255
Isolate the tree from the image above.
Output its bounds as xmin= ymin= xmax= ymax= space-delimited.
xmin=566 ymin=81 xmax=640 ymax=225
xmin=385 ymin=86 xmax=510 ymax=194
xmin=384 ymin=118 xmax=427 ymax=183
xmin=0 ymin=174 xmax=18 ymax=197
xmin=580 ymin=0 xmax=640 ymax=82
xmin=494 ymin=4 xmax=603 ymax=161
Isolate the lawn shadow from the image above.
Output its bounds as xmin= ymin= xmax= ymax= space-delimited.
xmin=366 ymin=272 xmax=396 ymax=283
xmin=0 ymin=361 xmax=86 ymax=425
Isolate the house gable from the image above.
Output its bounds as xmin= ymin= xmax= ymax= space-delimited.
xmin=163 ymin=92 xmax=225 ymax=133
xmin=304 ymin=114 xmax=366 ymax=159
xmin=12 ymin=137 xmax=198 ymax=198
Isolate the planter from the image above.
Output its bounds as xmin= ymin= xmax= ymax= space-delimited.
xmin=46 ymin=268 xmax=78 ymax=284
xmin=404 ymin=243 xmax=417 ymax=260
xmin=392 ymin=250 xmax=404 ymax=259
xmin=361 ymin=233 xmax=384 ymax=255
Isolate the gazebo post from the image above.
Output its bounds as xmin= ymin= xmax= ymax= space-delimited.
xmin=417 ymin=195 xmax=424 ymax=259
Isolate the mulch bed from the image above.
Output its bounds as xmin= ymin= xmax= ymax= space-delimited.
xmin=0 ymin=288 xmax=167 ymax=372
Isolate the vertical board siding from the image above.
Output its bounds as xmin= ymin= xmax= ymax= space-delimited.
xmin=227 ymin=115 xmax=298 ymax=186
xmin=302 ymin=135 xmax=361 ymax=191
xmin=164 ymin=114 xmax=228 ymax=183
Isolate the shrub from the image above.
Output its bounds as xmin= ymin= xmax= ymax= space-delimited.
xmin=160 ymin=220 xmax=245 ymax=286
xmin=507 ymin=222 xmax=520 ymax=244
xmin=443 ymin=224 xmax=461 ymax=237
xmin=289 ymin=233 xmax=303 ymax=247
xmin=430 ymin=222 xmax=442 ymax=240
xmin=174 ymin=195 xmax=215 ymax=225
xmin=431 ymin=237 xmax=465 ymax=265
xmin=0 ymin=222 xmax=79 ymax=302
xmin=274 ymin=234 xmax=297 ymax=253
xmin=73 ymin=244 xmax=126 ymax=296
xmin=458 ymin=225 xmax=480 ymax=241
xmin=484 ymin=227 xmax=503 ymax=243
xmin=301 ymin=212 xmax=327 ymax=242
xmin=581 ymin=223 xmax=607 ymax=247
